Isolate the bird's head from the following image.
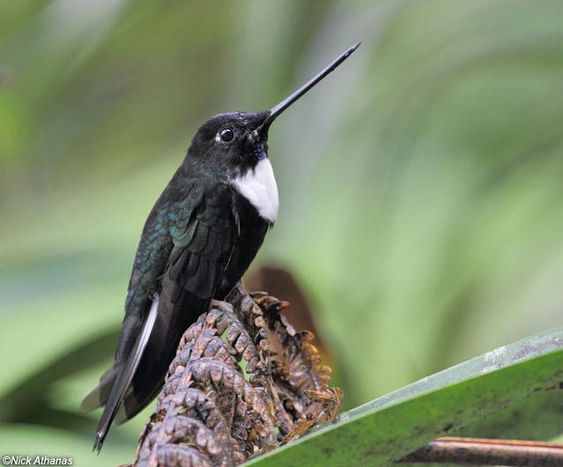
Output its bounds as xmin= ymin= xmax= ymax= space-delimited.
xmin=184 ymin=43 xmax=360 ymax=181
xmin=186 ymin=111 xmax=271 ymax=179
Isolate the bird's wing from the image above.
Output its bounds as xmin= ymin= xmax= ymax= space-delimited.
xmin=167 ymin=182 xmax=238 ymax=299
xmin=113 ymin=183 xmax=239 ymax=421
xmin=84 ymin=182 xmax=239 ymax=451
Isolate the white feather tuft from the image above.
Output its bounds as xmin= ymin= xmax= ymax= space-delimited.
xmin=233 ymin=159 xmax=279 ymax=223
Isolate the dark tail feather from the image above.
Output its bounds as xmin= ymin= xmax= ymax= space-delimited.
xmin=114 ymin=282 xmax=209 ymax=425
xmin=92 ymin=295 xmax=160 ymax=453
xmin=84 ymin=276 xmax=210 ymax=452
xmin=80 ymin=365 xmax=118 ymax=414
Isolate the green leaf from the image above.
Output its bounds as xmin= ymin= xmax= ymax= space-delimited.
xmin=456 ymin=386 xmax=563 ymax=442
xmin=246 ymin=329 xmax=563 ymax=466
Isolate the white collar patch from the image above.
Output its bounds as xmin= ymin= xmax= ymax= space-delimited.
xmin=233 ymin=158 xmax=279 ymax=223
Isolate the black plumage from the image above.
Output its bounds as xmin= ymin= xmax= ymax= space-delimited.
xmin=82 ymin=43 xmax=359 ymax=452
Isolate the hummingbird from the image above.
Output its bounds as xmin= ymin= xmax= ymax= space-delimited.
xmin=81 ymin=43 xmax=359 ymax=452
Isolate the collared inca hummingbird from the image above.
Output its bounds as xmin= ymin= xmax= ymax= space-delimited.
xmin=82 ymin=43 xmax=359 ymax=451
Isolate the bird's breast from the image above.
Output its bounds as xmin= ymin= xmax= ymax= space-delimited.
xmin=232 ymin=158 xmax=279 ymax=223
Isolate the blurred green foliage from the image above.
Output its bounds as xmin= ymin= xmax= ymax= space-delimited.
xmin=1 ymin=0 xmax=563 ymax=464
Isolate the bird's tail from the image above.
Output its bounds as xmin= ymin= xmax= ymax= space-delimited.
xmin=81 ymin=284 xmax=210 ymax=452
xmin=81 ymin=295 xmax=159 ymax=452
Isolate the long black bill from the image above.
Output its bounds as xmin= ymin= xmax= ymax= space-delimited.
xmin=260 ymin=42 xmax=360 ymax=130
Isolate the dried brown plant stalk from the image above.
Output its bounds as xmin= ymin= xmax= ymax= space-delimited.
xmin=398 ymin=437 xmax=563 ymax=466
xmin=133 ymin=284 xmax=342 ymax=467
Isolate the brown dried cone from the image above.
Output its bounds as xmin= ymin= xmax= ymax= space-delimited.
xmin=133 ymin=284 xmax=342 ymax=467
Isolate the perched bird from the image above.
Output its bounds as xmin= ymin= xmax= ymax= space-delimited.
xmin=81 ymin=43 xmax=360 ymax=452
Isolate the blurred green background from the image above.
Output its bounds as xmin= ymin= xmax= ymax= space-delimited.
xmin=1 ymin=0 xmax=563 ymax=464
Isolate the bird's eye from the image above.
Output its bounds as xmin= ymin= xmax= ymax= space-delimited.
xmin=219 ymin=128 xmax=234 ymax=143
